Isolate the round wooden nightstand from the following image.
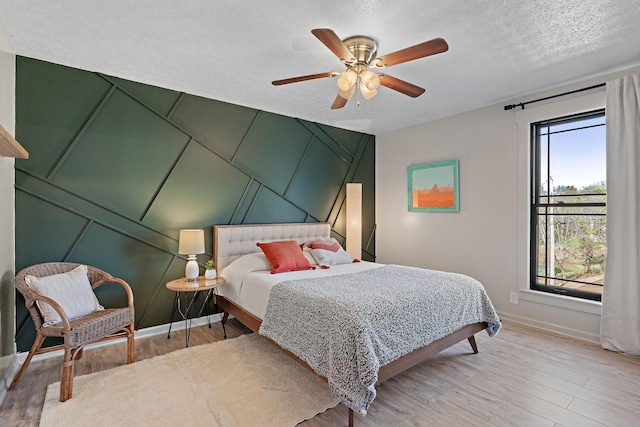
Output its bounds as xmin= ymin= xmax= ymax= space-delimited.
xmin=166 ymin=276 xmax=226 ymax=346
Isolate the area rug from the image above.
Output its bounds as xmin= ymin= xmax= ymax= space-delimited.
xmin=40 ymin=333 xmax=339 ymax=427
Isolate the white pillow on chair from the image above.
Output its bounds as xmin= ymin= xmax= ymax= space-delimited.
xmin=25 ymin=265 xmax=104 ymax=326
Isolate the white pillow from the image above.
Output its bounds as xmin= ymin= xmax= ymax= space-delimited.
xmin=25 ymin=265 xmax=104 ymax=326
xmin=220 ymin=252 xmax=272 ymax=285
xmin=304 ymin=238 xmax=354 ymax=266
xmin=310 ymin=247 xmax=354 ymax=266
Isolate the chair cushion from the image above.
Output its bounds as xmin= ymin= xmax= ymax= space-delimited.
xmin=25 ymin=265 xmax=104 ymax=326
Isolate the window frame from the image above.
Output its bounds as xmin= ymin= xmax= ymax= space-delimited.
xmin=529 ymin=109 xmax=606 ymax=302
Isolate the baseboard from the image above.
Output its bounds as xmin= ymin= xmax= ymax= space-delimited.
xmin=497 ymin=311 xmax=600 ymax=344
xmin=133 ymin=313 xmax=223 ymax=341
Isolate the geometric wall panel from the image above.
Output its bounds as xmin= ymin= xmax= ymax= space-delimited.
xmin=14 ymin=56 xmax=375 ymax=351
xmin=170 ymin=94 xmax=257 ymax=162
xmin=106 ymin=76 xmax=181 ymax=117
xmin=51 ymin=89 xmax=191 ymax=220
xmin=234 ymin=112 xmax=312 ymax=195
xmin=318 ymin=123 xmax=365 ymax=156
xmin=230 ymin=179 xmax=261 ymax=225
xmin=244 ymin=186 xmax=309 ymax=224
xmin=15 ymin=59 xmax=111 ymax=177
xmin=142 ymin=142 xmax=251 ymax=237
xmin=285 ymin=138 xmax=350 ymax=221
xmin=14 ymin=191 xmax=89 ymax=271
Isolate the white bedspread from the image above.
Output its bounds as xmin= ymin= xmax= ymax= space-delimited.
xmin=220 ymin=260 xmax=383 ymax=319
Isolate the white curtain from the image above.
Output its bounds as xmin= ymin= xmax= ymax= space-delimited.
xmin=600 ymin=74 xmax=640 ymax=356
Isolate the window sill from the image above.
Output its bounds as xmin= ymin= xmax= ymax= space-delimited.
xmin=518 ymin=289 xmax=601 ymax=315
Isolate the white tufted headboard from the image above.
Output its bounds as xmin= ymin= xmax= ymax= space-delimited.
xmin=214 ymin=223 xmax=331 ymax=271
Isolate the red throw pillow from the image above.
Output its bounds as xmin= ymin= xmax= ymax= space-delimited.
xmin=256 ymin=240 xmax=315 ymax=274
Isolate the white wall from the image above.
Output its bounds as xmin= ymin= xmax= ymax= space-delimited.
xmin=0 ymin=50 xmax=16 ymax=396
xmin=376 ymin=65 xmax=640 ymax=343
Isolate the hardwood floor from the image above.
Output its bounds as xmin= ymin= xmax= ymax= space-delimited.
xmin=1 ymin=319 xmax=638 ymax=426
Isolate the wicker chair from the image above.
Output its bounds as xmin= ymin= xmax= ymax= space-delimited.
xmin=10 ymin=262 xmax=135 ymax=402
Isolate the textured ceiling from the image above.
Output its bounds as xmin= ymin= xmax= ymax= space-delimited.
xmin=1 ymin=0 xmax=639 ymax=135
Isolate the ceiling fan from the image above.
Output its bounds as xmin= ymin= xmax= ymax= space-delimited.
xmin=272 ymin=28 xmax=449 ymax=109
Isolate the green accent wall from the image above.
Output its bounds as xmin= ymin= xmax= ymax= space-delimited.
xmin=14 ymin=57 xmax=376 ymax=351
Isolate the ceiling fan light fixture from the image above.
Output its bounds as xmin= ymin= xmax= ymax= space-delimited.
xmin=339 ymin=84 xmax=356 ymax=100
xmin=337 ymin=69 xmax=358 ymax=91
xmin=359 ymin=70 xmax=380 ymax=90
xmin=360 ymin=84 xmax=377 ymax=100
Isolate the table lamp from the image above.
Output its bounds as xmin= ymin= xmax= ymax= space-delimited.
xmin=178 ymin=229 xmax=205 ymax=281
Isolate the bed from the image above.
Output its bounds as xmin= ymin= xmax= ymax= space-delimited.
xmin=214 ymin=222 xmax=501 ymax=426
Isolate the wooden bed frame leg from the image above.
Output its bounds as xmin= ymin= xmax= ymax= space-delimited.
xmin=468 ymin=335 xmax=479 ymax=354
xmin=348 ymin=408 xmax=354 ymax=427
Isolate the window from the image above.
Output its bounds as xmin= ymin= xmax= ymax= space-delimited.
xmin=530 ymin=110 xmax=606 ymax=301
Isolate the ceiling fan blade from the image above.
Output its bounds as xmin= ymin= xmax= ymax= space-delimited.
xmin=375 ymin=38 xmax=448 ymax=68
xmin=331 ymin=94 xmax=349 ymax=109
xmin=272 ymin=72 xmax=337 ymax=86
xmin=379 ymin=74 xmax=426 ymax=98
xmin=311 ymin=28 xmax=355 ymax=63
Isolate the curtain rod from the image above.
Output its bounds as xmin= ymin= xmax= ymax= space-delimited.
xmin=503 ymin=83 xmax=605 ymax=111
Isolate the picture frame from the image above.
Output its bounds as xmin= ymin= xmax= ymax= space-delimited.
xmin=408 ymin=160 xmax=459 ymax=212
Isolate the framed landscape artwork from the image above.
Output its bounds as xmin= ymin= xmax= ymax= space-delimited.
xmin=408 ymin=160 xmax=459 ymax=212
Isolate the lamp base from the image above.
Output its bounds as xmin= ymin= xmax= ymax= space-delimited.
xmin=185 ymin=256 xmax=199 ymax=281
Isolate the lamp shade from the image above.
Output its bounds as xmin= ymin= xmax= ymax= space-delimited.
xmin=178 ymin=229 xmax=205 ymax=255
